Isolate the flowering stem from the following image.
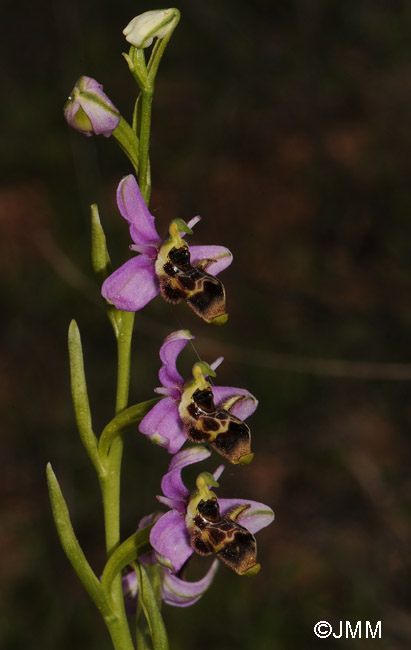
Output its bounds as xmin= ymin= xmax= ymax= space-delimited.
xmin=100 ymin=26 xmax=173 ymax=650
xmin=102 ymin=311 xmax=136 ymax=552
xmin=99 ymin=308 xmax=136 ymax=650
xmin=101 ymin=72 xmax=154 ymax=642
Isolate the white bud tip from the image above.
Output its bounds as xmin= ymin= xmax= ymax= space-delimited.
xmin=123 ymin=9 xmax=177 ymax=48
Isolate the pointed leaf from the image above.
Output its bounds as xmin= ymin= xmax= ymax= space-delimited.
xmin=91 ymin=203 xmax=112 ymax=281
xmin=101 ymin=525 xmax=154 ymax=602
xmin=46 ymin=463 xmax=110 ymax=615
xmin=90 ymin=205 xmax=120 ymax=336
xmin=135 ymin=564 xmax=162 ymax=650
xmin=135 ymin=562 xmax=169 ymax=650
xmin=112 ymin=116 xmax=139 ymax=175
xmin=68 ymin=320 xmax=103 ymax=475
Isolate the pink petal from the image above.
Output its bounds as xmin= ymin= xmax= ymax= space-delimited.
xmin=186 ymin=215 xmax=201 ymax=230
xmin=189 ymin=245 xmax=233 ymax=276
xmin=117 ymin=175 xmax=161 ymax=246
xmin=101 ymin=255 xmax=159 ymax=311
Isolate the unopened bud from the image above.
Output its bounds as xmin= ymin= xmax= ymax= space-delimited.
xmin=123 ymin=9 xmax=179 ymax=48
xmin=64 ymin=76 xmax=120 ymax=138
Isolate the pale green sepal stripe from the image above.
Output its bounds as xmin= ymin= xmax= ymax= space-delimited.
xmin=46 ymin=463 xmax=111 ymax=618
xmin=68 ymin=320 xmax=104 ymax=475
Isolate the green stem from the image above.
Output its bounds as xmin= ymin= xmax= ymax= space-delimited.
xmin=138 ymin=90 xmax=153 ymax=204
xmin=106 ymin=618 xmax=137 ymax=650
xmin=100 ymin=309 xmax=136 ymax=648
xmin=103 ymin=310 xmax=135 ymax=556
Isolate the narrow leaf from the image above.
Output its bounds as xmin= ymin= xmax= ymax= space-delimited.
xmin=136 ymin=596 xmax=151 ymax=650
xmin=112 ymin=116 xmax=139 ymax=176
xmin=99 ymin=398 xmax=161 ymax=462
xmin=135 ymin=562 xmax=169 ymax=650
xmin=101 ymin=525 xmax=154 ymax=602
xmin=90 ymin=205 xmax=120 ymax=337
xmin=135 ymin=564 xmax=163 ymax=649
xmin=91 ymin=203 xmax=112 ymax=282
xmin=68 ymin=320 xmax=103 ymax=475
xmin=46 ymin=463 xmax=110 ymax=616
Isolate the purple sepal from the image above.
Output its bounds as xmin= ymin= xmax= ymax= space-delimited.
xmin=160 ymin=446 xmax=212 ymax=505
xmin=162 ymin=559 xmax=219 ymax=607
xmin=101 ymin=255 xmax=159 ymax=311
xmin=158 ymin=330 xmax=193 ymax=390
xmin=139 ymin=398 xmax=187 ymax=454
xmin=117 ymin=175 xmax=161 ymax=247
xmin=150 ymin=509 xmax=193 ymax=573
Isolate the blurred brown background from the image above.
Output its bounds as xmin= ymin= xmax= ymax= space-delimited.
xmin=1 ymin=0 xmax=411 ymax=648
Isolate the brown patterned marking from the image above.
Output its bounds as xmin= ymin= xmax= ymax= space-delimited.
xmin=160 ymin=278 xmax=185 ymax=303
xmin=189 ymin=497 xmax=258 ymax=574
xmin=192 ymin=537 xmax=213 ymax=555
xmin=202 ymin=417 xmax=220 ymax=432
xmin=158 ymin=246 xmax=227 ymax=322
xmin=183 ymin=388 xmax=252 ymax=463
xmin=217 ymin=529 xmax=257 ymax=574
xmin=208 ymin=528 xmax=227 ymax=545
xmin=187 ymin=425 xmax=211 ymax=442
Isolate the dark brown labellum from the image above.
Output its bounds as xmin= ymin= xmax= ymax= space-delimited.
xmin=159 ymin=245 xmax=227 ymax=323
xmin=189 ymin=498 xmax=258 ymax=575
xmin=184 ymin=388 xmax=252 ymax=464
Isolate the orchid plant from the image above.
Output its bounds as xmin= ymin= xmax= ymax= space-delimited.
xmin=48 ymin=8 xmax=274 ymax=650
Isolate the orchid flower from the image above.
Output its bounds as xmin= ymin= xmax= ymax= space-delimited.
xmin=122 ymin=514 xmax=219 ymax=609
xmin=149 ymin=447 xmax=274 ymax=576
xmin=101 ymin=175 xmax=232 ymax=323
xmin=64 ymin=76 xmax=120 ymax=137
xmin=139 ymin=329 xmax=258 ymax=464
